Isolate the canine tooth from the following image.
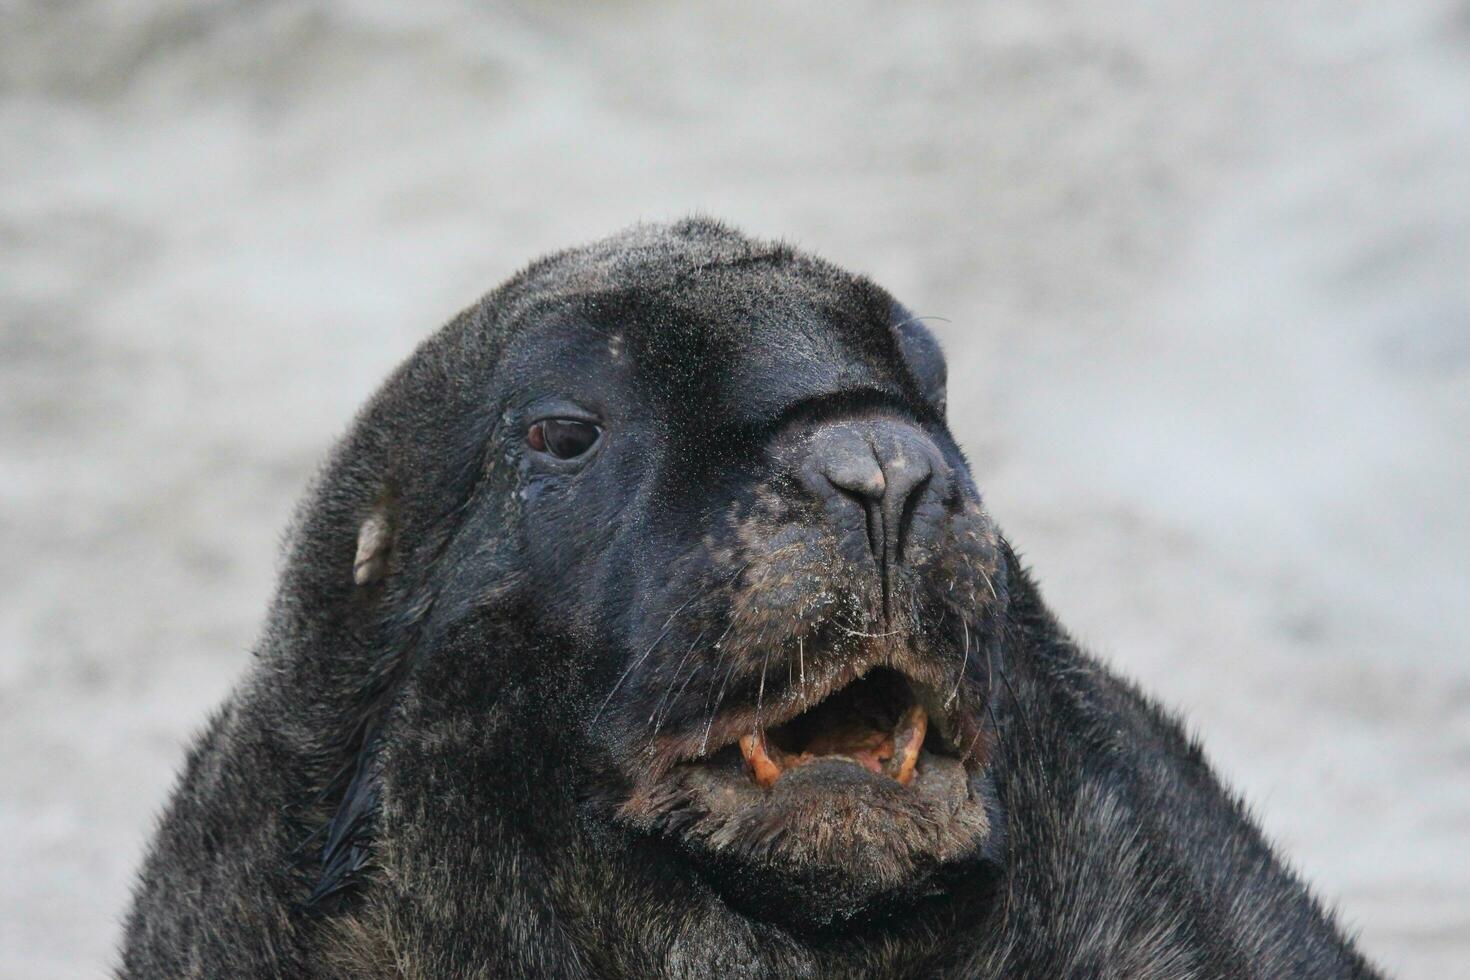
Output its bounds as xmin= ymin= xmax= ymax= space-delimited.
xmin=739 ymin=732 xmax=782 ymax=788
xmin=888 ymin=703 xmax=927 ymax=786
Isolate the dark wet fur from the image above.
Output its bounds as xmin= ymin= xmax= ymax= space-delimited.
xmin=120 ymin=220 xmax=1383 ymax=978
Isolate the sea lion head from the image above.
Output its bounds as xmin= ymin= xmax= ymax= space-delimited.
xmin=341 ymin=219 xmax=1007 ymax=934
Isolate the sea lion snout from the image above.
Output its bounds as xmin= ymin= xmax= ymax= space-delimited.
xmin=796 ymin=418 xmax=952 ymax=605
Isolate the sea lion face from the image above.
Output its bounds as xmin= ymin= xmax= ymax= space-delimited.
xmin=477 ymin=243 xmax=1007 ymax=928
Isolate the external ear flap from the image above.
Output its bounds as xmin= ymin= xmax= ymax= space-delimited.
xmin=353 ymin=499 xmax=393 ymax=586
xmin=891 ymin=303 xmax=948 ymax=415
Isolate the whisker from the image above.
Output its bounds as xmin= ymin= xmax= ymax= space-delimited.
xmin=652 ymin=632 xmax=711 ymax=736
xmin=798 ymin=634 xmax=806 ymax=707
xmin=832 ymin=622 xmax=902 ymax=639
xmin=948 ymin=617 xmax=971 ymax=708
xmin=701 ymin=657 xmax=742 ymax=756
xmin=891 ymin=313 xmax=953 ymax=332
xmin=650 ymin=626 xmax=705 ymax=728
xmin=636 ymin=559 xmax=752 ymax=735
xmin=995 ymin=647 xmax=1038 ymax=760
xmin=755 ymin=648 xmax=770 ymax=732
xmin=963 ymin=637 xmax=1003 ymax=765
xmin=976 ymin=562 xmax=999 ymax=602
xmin=702 ymin=619 xmax=737 ymax=711
xmin=591 ymin=589 xmax=702 ymax=725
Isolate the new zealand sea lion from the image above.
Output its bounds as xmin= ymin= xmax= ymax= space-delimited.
xmin=121 ymin=219 xmax=1382 ymax=978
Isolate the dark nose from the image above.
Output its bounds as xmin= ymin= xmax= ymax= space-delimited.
xmin=799 ymin=419 xmax=948 ymax=601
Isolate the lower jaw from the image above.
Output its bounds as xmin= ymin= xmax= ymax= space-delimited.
xmin=628 ymin=747 xmax=990 ymax=886
xmin=643 ymin=756 xmax=998 ymax=931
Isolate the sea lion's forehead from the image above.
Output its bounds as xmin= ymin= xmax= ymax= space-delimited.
xmin=497 ymin=272 xmax=912 ymax=430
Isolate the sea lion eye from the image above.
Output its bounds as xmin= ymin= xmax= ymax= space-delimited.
xmin=527 ymin=418 xmax=601 ymax=459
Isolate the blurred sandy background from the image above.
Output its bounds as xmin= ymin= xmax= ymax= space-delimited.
xmin=2 ymin=1 xmax=1468 ymax=976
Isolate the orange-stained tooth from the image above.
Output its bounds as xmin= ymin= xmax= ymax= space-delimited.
xmin=891 ymin=703 xmax=927 ymax=786
xmin=739 ymin=732 xmax=783 ymax=788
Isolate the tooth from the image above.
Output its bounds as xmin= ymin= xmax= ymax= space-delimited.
xmin=739 ymin=732 xmax=783 ymax=788
xmin=888 ymin=703 xmax=927 ymax=786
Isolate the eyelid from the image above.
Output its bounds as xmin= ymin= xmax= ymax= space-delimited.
xmin=524 ymin=399 xmax=603 ymax=425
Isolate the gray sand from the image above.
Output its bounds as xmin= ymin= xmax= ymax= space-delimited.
xmin=2 ymin=2 xmax=1467 ymax=976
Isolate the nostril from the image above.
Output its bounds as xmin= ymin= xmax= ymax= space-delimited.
xmin=832 ymin=484 xmax=884 ymax=563
xmin=893 ymin=471 xmax=932 ymax=565
xmin=822 ymin=452 xmax=886 ymax=504
xmin=877 ymin=451 xmax=932 ymax=568
xmin=820 ymin=449 xmax=887 ymax=564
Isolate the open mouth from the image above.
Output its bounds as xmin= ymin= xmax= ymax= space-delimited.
xmin=737 ymin=668 xmax=930 ymax=788
xmin=616 ymin=648 xmax=998 ymax=918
